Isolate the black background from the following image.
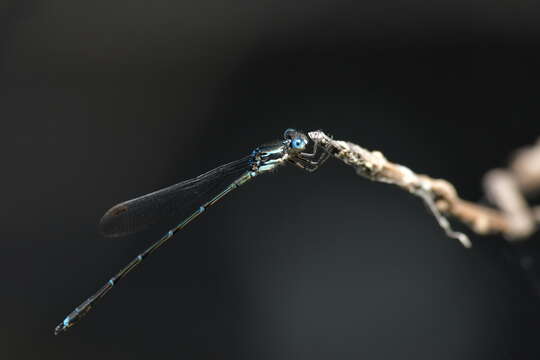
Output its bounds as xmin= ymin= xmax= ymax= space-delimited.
xmin=2 ymin=1 xmax=540 ymax=359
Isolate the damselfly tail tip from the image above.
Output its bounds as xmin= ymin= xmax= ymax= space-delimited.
xmin=54 ymin=318 xmax=69 ymax=335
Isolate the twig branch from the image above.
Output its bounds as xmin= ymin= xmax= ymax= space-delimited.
xmin=308 ymin=130 xmax=540 ymax=247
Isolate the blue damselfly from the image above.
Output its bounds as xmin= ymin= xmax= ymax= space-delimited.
xmin=55 ymin=129 xmax=330 ymax=334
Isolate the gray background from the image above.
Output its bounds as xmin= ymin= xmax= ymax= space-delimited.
xmin=2 ymin=1 xmax=540 ymax=359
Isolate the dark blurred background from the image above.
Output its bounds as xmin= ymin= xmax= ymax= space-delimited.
xmin=2 ymin=0 xmax=540 ymax=359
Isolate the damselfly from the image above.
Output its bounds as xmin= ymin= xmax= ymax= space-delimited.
xmin=55 ymin=128 xmax=330 ymax=335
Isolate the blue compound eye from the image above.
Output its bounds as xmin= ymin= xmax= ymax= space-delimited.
xmin=292 ymin=138 xmax=306 ymax=150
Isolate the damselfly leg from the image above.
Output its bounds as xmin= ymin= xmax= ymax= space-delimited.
xmin=288 ymin=140 xmax=332 ymax=172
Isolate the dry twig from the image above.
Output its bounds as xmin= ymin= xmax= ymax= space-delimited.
xmin=308 ymin=131 xmax=540 ymax=247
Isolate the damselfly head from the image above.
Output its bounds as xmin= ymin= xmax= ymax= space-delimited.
xmin=283 ymin=128 xmax=309 ymax=152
